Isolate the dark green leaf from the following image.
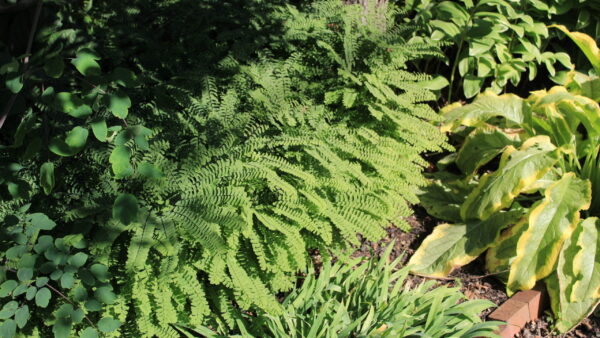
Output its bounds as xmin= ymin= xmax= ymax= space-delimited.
xmin=17 ymin=268 xmax=33 ymax=282
xmin=29 ymin=213 xmax=56 ymax=230
xmin=108 ymin=90 xmax=131 ymax=119
xmin=79 ymin=327 xmax=99 ymax=338
xmin=97 ymin=317 xmax=121 ymax=333
xmin=90 ymin=118 xmax=107 ymax=142
xmin=14 ymin=305 xmax=29 ymax=329
xmin=112 ymin=193 xmax=139 ymax=225
xmin=0 ymin=301 xmax=18 ymax=319
xmin=5 ymin=73 xmax=23 ymax=93
xmin=111 ymin=67 xmax=137 ymax=88
xmin=40 ymin=162 xmax=55 ymax=195
xmin=54 ymin=92 xmax=92 ymax=118
xmin=0 ymin=319 xmax=16 ymax=338
xmin=90 ymin=264 xmax=110 ymax=282
xmin=68 ymin=253 xmax=88 ymax=268
xmin=109 ymin=146 xmax=133 ymax=178
xmin=0 ymin=280 xmax=18 ymax=297
xmin=138 ymin=162 xmax=163 ymax=179
xmin=35 ymin=287 xmax=51 ymax=308
xmin=44 ymin=56 xmax=64 ymax=78
xmin=60 ymin=272 xmax=75 ymax=289
xmin=25 ymin=286 xmax=37 ymax=300
xmin=94 ymin=286 xmax=116 ymax=304
xmin=53 ymin=317 xmax=72 ymax=338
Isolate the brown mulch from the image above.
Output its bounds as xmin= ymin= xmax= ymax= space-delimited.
xmin=349 ymin=206 xmax=600 ymax=338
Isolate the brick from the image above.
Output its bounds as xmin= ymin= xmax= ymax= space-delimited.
xmin=512 ymin=290 xmax=544 ymax=320
xmin=495 ymin=323 xmax=521 ymax=338
xmin=489 ymin=299 xmax=530 ymax=328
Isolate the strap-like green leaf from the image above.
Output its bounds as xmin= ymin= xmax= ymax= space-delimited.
xmin=408 ymin=209 xmax=524 ymax=277
xmin=508 ymin=173 xmax=591 ymax=292
xmin=461 ymin=135 xmax=559 ymax=221
xmin=485 ymin=218 xmax=528 ymax=281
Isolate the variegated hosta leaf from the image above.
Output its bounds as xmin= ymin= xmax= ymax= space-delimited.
xmin=408 ymin=208 xmax=525 ymax=278
xmin=460 ymin=136 xmax=559 ymax=221
xmin=546 ymin=217 xmax=600 ymax=333
xmin=508 ymin=173 xmax=591 ymax=293
xmin=456 ymin=125 xmax=522 ymax=175
xmin=550 ymin=25 xmax=600 ymax=75
xmin=441 ymin=91 xmax=531 ymax=133
xmin=485 ymin=218 xmax=529 ymax=282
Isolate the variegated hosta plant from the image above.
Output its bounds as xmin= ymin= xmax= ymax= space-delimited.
xmin=409 ymin=26 xmax=600 ymax=333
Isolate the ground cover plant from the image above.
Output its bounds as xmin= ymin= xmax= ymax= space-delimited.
xmin=197 ymin=244 xmax=502 ymax=337
xmin=410 ymin=26 xmax=600 ymax=333
xmin=0 ymin=1 xmax=495 ymax=337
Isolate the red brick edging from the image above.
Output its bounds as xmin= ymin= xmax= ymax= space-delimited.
xmin=488 ymin=288 xmax=547 ymax=338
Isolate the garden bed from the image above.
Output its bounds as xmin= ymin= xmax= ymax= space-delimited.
xmin=350 ymin=207 xmax=600 ymax=338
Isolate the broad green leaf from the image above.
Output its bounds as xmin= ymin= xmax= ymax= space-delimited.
xmin=442 ymin=91 xmax=530 ymax=133
xmin=44 ymin=56 xmax=64 ymax=78
xmin=109 ymin=145 xmax=133 ymax=178
xmin=29 ymin=213 xmax=55 ymax=230
xmin=108 ymin=90 xmax=131 ymax=119
xmin=546 ymin=217 xmax=600 ymax=333
xmin=14 ymin=305 xmax=29 ymax=329
xmin=94 ymin=286 xmax=116 ymax=304
xmin=5 ymin=73 xmax=23 ymax=93
xmin=90 ymin=264 xmax=110 ymax=282
xmin=68 ymin=252 xmax=88 ymax=268
xmin=17 ymin=268 xmax=33 ymax=281
xmin=49 ymin=126 xmax=89 ymax=157
xmin=551 ymin=25 xmax=600 ymax=74
xmin=71 ymin=49 xmax=101 ymax=76
xmin=418 ymin=180 xmax=470 ymax=222
xmin=508 ymin=173 xmax=591 ymax=292
xmin=0 ymin=319 xmax=16 ymax=338
xmin=80 ymin=327 xmax=99 ymax=338
xmin=409 ymin=209 xmax=524 ymax=277
xmin=97 ymin=317 xmax=121 ymax=333
xmin=55 ymin=92 xmax=92 ymax=118
xmin=40 ymin=162 xmax=55 ymax=195
xmin=418 ymin=76 xmax=449 ymax=90
xmin=90 ymin=118 xmax=107 ymax=142
xmin=35 ymin=287 xmax=51 ymax=307
xmin=461 ymin=136 xmax=559 ymax=221
xmin=463 ymin=75 xmax=484 ymax=99
xmin=112 ymin=193 xmax=139 ymax=225
xmin=456 ymin=126 xmax=521 ymax=175
xmin=53 ymin=317 xmax=72 ymax=338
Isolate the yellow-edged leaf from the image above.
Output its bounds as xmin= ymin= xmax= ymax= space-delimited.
xmin=485 ymin=218 xmax=528 ymax=282
xmin=545 ymin=217 xmax=600 ymax=333
xmin=551 ymin=25 xmax=600 ymax=75
xmin=508 ymin=173 xmax=591 ymax=292
xmin=460 ymin=136 xmax=559 ymax=221
xmin=442 ymin=91 xmax=530 ymax=133
xmin=408 ymin=208 xmax=525 ymax=277
xmin=456 ymin=125 xmax=522 ymax=175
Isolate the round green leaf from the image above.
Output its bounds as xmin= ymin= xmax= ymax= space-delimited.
xmin=79 ymin=327 xmax=99 ymax=338
xmin=138 ymin=162 xmax=163 ymax=179
xmin=109 ymin=146 xmax=133 ymax=178
xmin=68 ymin=252 xmax=88 ymax=268
xmin=49 ymin=126 xmax=89 ymax=157
xmin=17 ymin=268 xmax=33 ymax=282
xmin=14 ymin=305 xmax=29 ymax=329
xmin=0 ymin=319 xmax=16 ymax=338
xmin=97 ymin=317 xmax=121 ymax=333
xmin=94 ymin=286 xmax=116 ymax=304
xmin=0 ymin=301 xmax=18 ymax=319
xmin=35 ymin=287 xmax=51 ymax=308
xmin=53 ymin=317 xmax=72 ymax=338
xmin=29 ymin=213 xmax=56 ymax=230
xmin=90 ymin=264 xmax=110 ymax=282
xmin=71 ymin=49 xmax=101 ymax=76
xmin=112 ymin=193 xmax=139 ymax=225
xmin=90 ymin=118 xmax=107 ymax=142
xmin=0 ymin=280 xmax=18 ymax=297
xmin=108 ymin=90 xmax=131 ymax=119
xmin=60 ymin=272 xmax=75 ymax=289
xmin=25 ymin=286 xmax=37 ymax=300
xmin=40 ymin=162 xmax=55 ymax=195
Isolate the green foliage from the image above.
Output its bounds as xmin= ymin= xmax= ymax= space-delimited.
xmin=1 ymin=0 xmax=450 ymax=336
xmin=194 ymin=244 xmax=501 ymax=337
xmin=410 ymin=27 xmax=600 ymax=332
xmin=405 ymin=0 xmax=600 ymax=100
